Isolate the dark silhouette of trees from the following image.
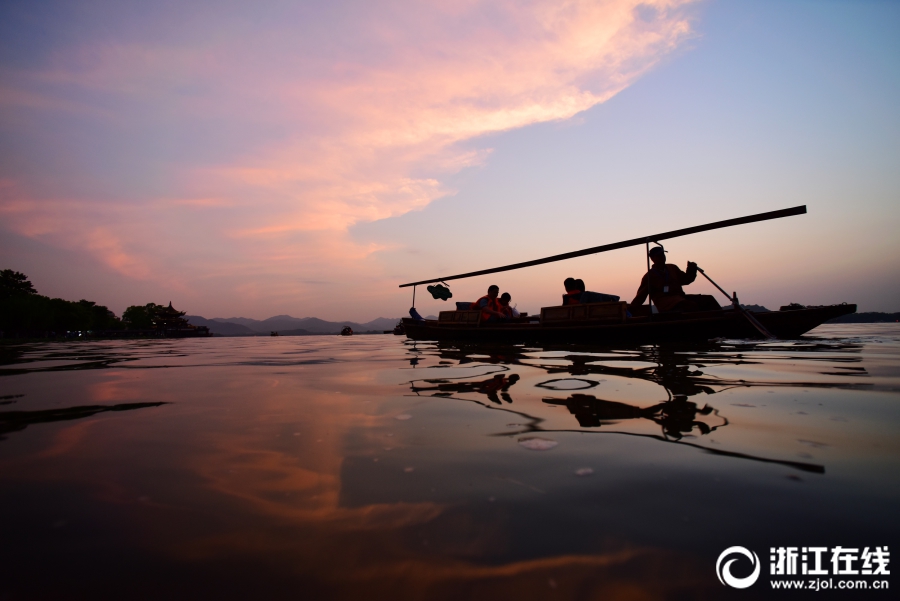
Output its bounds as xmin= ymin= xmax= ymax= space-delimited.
xmin=0 ymin=270 xmax=122 ymax=335
xmin=0 ymin=270 xmax=38 ymax=299
xmin=0 ymin=270 xmax=206 ymax=338
xmin=122 ymin=303 xmax=161 ymax=329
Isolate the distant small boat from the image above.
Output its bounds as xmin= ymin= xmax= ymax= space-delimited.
xmin=340 ymin=326 xmax=353 ymax=336
xmin=384 ymin=321 xmax=406 ymax=335
xmin=270 ymin=331 xmax=279 ymax=337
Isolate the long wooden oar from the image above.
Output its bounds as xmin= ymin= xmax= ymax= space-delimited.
xmin=695 ymin=266 xmax=776 ymax=340
xmin=400 ymin=205 xmax=806 ymax=288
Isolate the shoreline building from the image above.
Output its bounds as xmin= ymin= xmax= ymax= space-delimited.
xmin=152 ymin=302 xmax=211 ymax=337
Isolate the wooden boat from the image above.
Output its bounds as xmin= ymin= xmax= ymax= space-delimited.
xmin=399 ymin=206 xmax=857 ymax=343
xmin=402 ymin=302 xmax=855 ymax=343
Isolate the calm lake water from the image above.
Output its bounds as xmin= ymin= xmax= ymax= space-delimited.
xmin=1 ymin=324 xmax=898 ymax=599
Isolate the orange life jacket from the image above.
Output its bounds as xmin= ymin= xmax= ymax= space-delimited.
xmin=564 ymin=291 xmax=582 ymax=305
xmin=471 ymin=295 xmax=502 ymax=321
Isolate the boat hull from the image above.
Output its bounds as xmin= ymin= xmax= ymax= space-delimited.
xmin=402 ymin=304 xmax=856 ymax=343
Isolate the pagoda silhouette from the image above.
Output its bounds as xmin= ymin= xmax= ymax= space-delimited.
xmin=152 ymin=302 xmax=210 ymax=337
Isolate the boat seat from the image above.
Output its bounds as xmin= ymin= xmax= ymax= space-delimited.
xmin=540 ymin=301 xmax=628 ymax=324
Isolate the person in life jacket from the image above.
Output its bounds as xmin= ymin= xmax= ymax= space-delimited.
xmin=563 ymin=278 xmax=583 ymax=305
xmin=470 ymin=285 xmax=505 ymax=322
xmin=498 ymin=292 xmax=519 ymax=319
xmin=629 ymin=246 xmax=698 ymax=313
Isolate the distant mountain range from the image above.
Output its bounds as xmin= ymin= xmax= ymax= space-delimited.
xmin=188 ymin=307 xmax=896 ymax=337
xmin=186 ymin=314 xmax=404 ymax=336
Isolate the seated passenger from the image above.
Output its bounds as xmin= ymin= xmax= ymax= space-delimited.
xmin=498 ymin=292 xmax=520 ymax=319
xmin=629 ymin=246 xmax=698 ymax=313
xmin=563 ymin=278 xmax=620 ymax=305
xmin=563 ymin=278 xmax=583 ymax=305
xmin=470 ymin=285 xmax=505 ymax=322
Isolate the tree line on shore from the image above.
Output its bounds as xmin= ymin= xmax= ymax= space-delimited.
xmin=0 ymin=269 xmax=183 ymax=335
xmin=3 ymin=268 xmax=896 ymax=337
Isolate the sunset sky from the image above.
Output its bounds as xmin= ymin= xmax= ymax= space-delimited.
xmin=2 ymin=0 xmax=898 ymax=320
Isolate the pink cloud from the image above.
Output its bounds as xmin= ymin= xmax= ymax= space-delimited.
xmin=0 ymin=0 xmax=698 ymax=315
xmin=0 ymin=193 xmax=155 ymax=282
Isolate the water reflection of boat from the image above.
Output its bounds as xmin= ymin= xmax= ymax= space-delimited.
xmin=542 ymin=394 xmax=725 ymax=439
xmin=429 ymin=339 xmax=869 ymax=396
xmin=411 ymin=372 xmax=520 ymax=404
xmin=405 ymin=339 xmax=850 ymax=474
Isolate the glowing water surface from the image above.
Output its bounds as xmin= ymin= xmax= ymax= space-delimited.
xmin=1 ymin=324 xmax=898 ymax=599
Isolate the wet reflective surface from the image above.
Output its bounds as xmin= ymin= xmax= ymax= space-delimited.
xmin=1 ymin=324 xmax=898 ymax=599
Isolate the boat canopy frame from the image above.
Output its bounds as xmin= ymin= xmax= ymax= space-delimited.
xmin=399 ymin=205 xmax=806 ymax=290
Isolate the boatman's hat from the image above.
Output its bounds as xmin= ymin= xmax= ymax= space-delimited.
xmin=649 ymin=246 xmax=666 ymax=257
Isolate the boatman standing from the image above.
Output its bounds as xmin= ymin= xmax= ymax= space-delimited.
xmin=470 ymin=285 xmax=506 ymax=322
xmin=629 ymin=246 xmax=698 ymax=313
